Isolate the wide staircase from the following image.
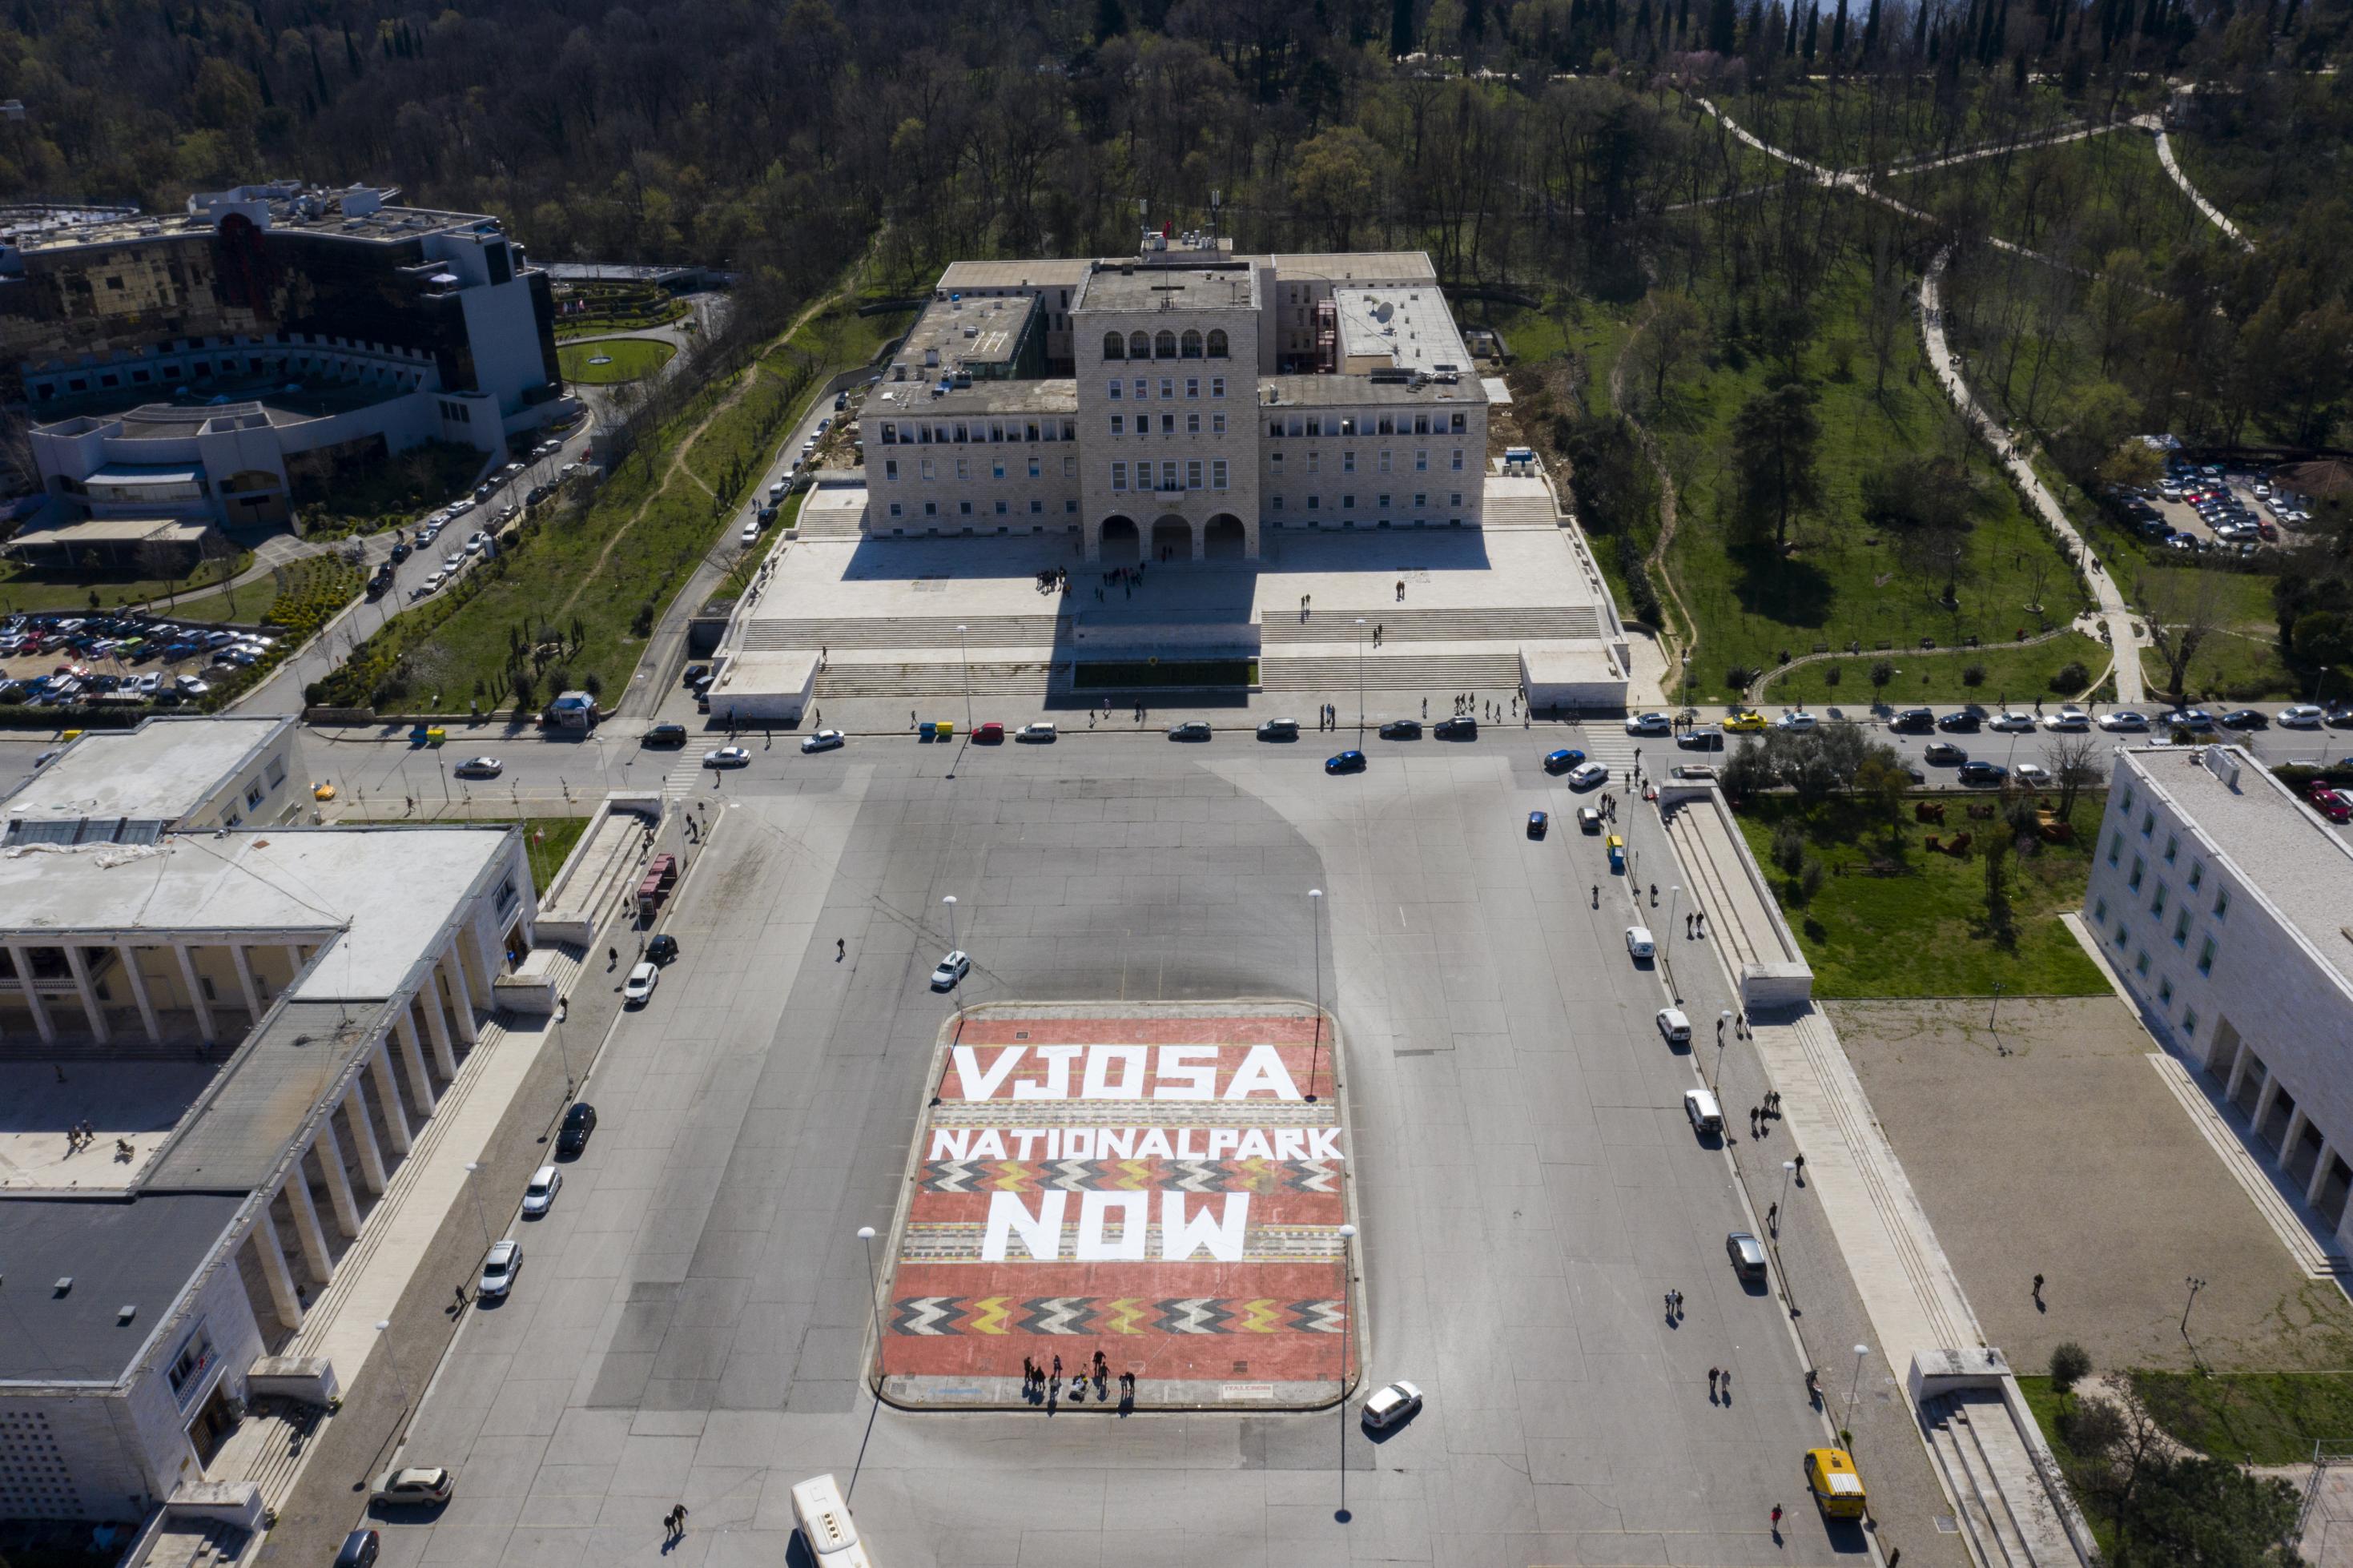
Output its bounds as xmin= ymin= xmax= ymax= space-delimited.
xmin=1482 ymin=488 xmax=1561 ymax=526
xmin=1663 ymin=802 xmax=1769 ymax=974
xmin=738 ymin=613 xmax=1062 ymax=652
xmin=539 ymin=810 xmax=654 ymax=931
xmin=1256 ymin=651 xmax=1526 ymax=692
xmin=815 ymin=658 xmax=1057 ymax=698
xmin=1920 ymin=1389 xmax=2083 ymax=1568
xmin=209 ymin=1397 xmax=324 ymax=1512
xmin=1260 ymin=606 xmax=1599 ymax=644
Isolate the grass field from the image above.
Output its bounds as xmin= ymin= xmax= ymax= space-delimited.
xmin=558 ymin=338 xmax=677 ymax=384
xmin=2131 ymin=1369 xmax=2353 ymax=1468
xmin=171 ymin=552 xmax=357 ymax=629
xmin=300 ymin=441 xmax=485 ymax=538
xmin=1733 ymin=791 xmax=2110 ymax=997
xmin=1753 ymin=629 xmax=2110 ymax=708
xmin=1651 ymin=262 xmax=2092 ymax=702
xmin=0 ymin=553 xmax=255 ymax=615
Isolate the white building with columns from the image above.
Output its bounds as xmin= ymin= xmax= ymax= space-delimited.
xmin=0 ymin=718 xmax=538 ymax=1521
xmin=2082 ymin=744 xmax=2353 ymax=1255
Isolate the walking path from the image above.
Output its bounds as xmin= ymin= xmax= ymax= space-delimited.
xmin=1607 ymin=298 xmax=1697 ymax=698
xmin=2140 ymin=115 xmax=2256 ymax=252
xmin=1918 ymin=250 xmax=2145 ymax=703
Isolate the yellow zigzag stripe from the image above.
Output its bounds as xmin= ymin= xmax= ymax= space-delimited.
xmin=968 ymin=1297 xmax=1012 ymax=1335
xmin=1116 ymin=1160 xmax=1152 ymax=1189
xmin=991 ymin=1161 xmax=1026 ymax=1191
xmin=1104 ymin=1297 xmax=1148 ymax=1335
xmin=1239 ymin=1298 xmax=1282 ymax=1334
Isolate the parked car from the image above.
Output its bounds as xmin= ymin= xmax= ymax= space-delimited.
xmin=1936 ymin=710 xmax=1981 ymax=733
xmin=372 ymin=1467 xmax=454 ymax=1506
xmin=2218 ymin=709 xmax=2268 ymax=730
xmin=1625 ymin=926 xmax=1655 ymax=959
xmin=2309 ymin=783 xmax=2352 ymax=824
xmin=477 ymin=1240 xmax=522 ymax=1298
xmin=453 ymin=756 xmax=502 ymax=778
xmin=1683 ymin=1088 xmax=1724 ymax=1135
xmin=1434 ymin=716 xmax=1477 ymax=740
xmin=1526 ymin=810 xmax=1548 ymax=838
xmin=1325 ymin=750 xmax=1366 ymax=774
xmin=623 ymin=961 xmax=659 ymax=1006
xmin=1725 ymin=1230 xmax=1768 ymax=1283
xmin=931 ymin=950 xmax=971 ymax=990
xmin=645 ymin=723 xmax=689 ymax=746
xmin=1958 ymin=760 xmax=2007 ymax=785
xmin=1989 ymin=711 xmax=2037 ymax=733
xmin=1543 ymin=748 xmax=1587 ymax=773
xmin=1723 ymin=711 xmax=1768 ymax=733
xmin=1567 ymin=761 xmax=1608 ymax=790
xmin=1016 ymin=722 xmax=1059 ymax=742
xmin=1924 ymin=742 xmax=1966 ymax=765
xmin=335 ymin=1530 xmax=380 ymax=1568
xmin=1775 ymin=711 xmax=1818 ymax=732
xmin=1624 ymin=712 xmax=1673 ymax=735
xmin=557 ymin=1103 xmax=597 ymax=1154
xmin=1890 ymin=708 xmax=1935 ymax=734
xmin=647 ymin=934 xmax=679 ymax=964
xmin=2279 ymin=705 xmax=2326 ymax=728
xmin=974 ymin=722 xmax=1004 ymax=743
xmin=1379 ymin=719 xmax=1422 ymax=740
xmin=801 ymin=729 xmax=846 ymax=754
xmin=1656 ymin=1008 xmax=1691 ymax=1045
xmin=1166 ymin=720 xmax=1213 ymax=741
xmin=2014 ymin=761 xmax=2053 ymax=786
xmin=703 ymin=746 xmax=751 ymax=768
xmin=521 ymin=1166 xmax=563 ymax=1217
xmin=2044 ymin=709 xmax=2090 ymax=731
xmin=1256 ymin=718 xmax=1298 ymax=741
xmin=2098 ymin=710 xmax=2148 ymax=732
xmin=1362 ymin=1381 xmax=1424 ymax=1430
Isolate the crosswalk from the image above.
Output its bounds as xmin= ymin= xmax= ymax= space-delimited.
xmin=662 ymin=761 xmax=706 ymax=798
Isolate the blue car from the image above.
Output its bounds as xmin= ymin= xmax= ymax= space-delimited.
xmin=1527 ymin=810 xmax=1549 ymax=838
xmin=1543 ymin=748 xmax=1587 ymax=774
xmin=1325 ymin=750 xmax=1366 ymax=774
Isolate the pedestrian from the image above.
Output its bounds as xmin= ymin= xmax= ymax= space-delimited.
xmin=836 ymin=938 xmax=846 ymax=961
xmin=453 ymin=1284 xmax=468 ymax=1309
xmin=1052 ymin=1353 xmax=1063 ymax=1381
xmin=674 ymin=1505 xmax=688 ymax=1534
xmin=1888 ymin=1549 xmax=1901 ymax=1568
xmin=609 ymin=947 xmax=618 ymax=971
xmin=1771 ymin=1504 xmax=1783 ymax=1530
xmin=1767 ymin=1201 xmax=1779 ymax=1230
xmin=1717 ymin=1015 xmax=1726 ymax=1040
xmin=1422 ymin=698 xmax=1428 ymax=718
xmin=1673 ymin=1289 xmax=1683 ymax=1315
xmin=1395 ymin=579 xmax=1405 ymax=601
xmin=1793 ymin=1153 xmax=1806 ymax=1183
xmin=1750 ymin=1108 xmax=1761 ymax=1136
xmin=1708 ymin=1366 xmax=1720 ymax=1396
xmin=54 ymin=1063 xmax=66 ymax=1084
xmin=2032 ymin=1272 xmax=2045 ymax=1304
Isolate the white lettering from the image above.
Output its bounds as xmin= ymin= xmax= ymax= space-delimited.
xmin=1045 ymin=1129 xmax=1060 ymax=1160
xmin=1176 ymin=1127 xmax=1201 ymax=1158
xmin=1013 ymin=1044 xmax=1084 ymax=1100
xmin=1076 ymin=1192 xmax=1151 ymax=1259
xmin=1081 ymin=1045 xmax=1148 ymax=1099
xmin=1222 ymin=1045 xmax=1302 ymax=1101
xmin=982 ymin=1191 xmax=1067 ymax=1260
xmin=953 ymin=1045 xmax=1026 ymax=1100
xmin=1273 ymin=1128 xmax=1306 ymax=1161
xmin=970 ymin=1128 xmax=1008 ymax=1160
xmin=1136 ymin=1128 xmax=1173 ymax=1160
xmin=1237 ymin=1129 xmax=1273 ymax=1160
xmin=1153 ymin=1045 xmax=1218 ymax=1100
xmin=1012 ymin=1129 xmax=1042 ymax=1160
xmin=1097 ymin=1128 xmax=1134 ymax=1160
xmin=1309 ymin=1128 xmax=1343 ymax=1161
xmin=1064 ymin=1128 xmax=1096 ymax=1160
xmin=1207 ymin=1129 xmax=1239 ymax=1158
xmin=1161 ymin=1193 xmax=1249 ymax=1261
xmin=928 ymin=1128 xmax=971 ymax=1160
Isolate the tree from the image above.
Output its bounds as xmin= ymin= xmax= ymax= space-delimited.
xmin=1290 ymin=127 xmax=1386 ymax=250
xmin=2048 ymin=732 xmax=2105 ymax=818
xmin=1854 ymin=743 xmax=1912 ymax=849
xmin=1982 ymin=816 xmax=2015 ymax=931
xmin=1631 ymin=291 xmax=1707 ymax=410
xmin=2094 ymin=439 xmax=2164 ymax=493
xmin=1732 ymin=378 xmax=1824 ymax=549
xmin=2138 ymin=569 xmax=2227 ymax=699
xmin=2049 ymin=1341 xmax=2091 ymax=1400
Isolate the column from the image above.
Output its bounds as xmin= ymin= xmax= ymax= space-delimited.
xmin=440 ymin=946 xmax=479 ymax=1044
xmin=2224 ymin=1043 xmax=2254 ymax=1105
xmin=394 ymin=1013 xmax=436 ymax=1116
xmin=231 ymin=945 xmax=266 ymax=1019
xmin=284 ymin=944 xmax=308 ymax=986
xmin=418 ymin=990 xmax=457 ymax=1080
xmin=313 ymin=1122 xmax=363 ymax=1238
xmin=172 ymin=945 xmax=216 ymax=1047
xmin=282 ymin=1170 xmax=332 ymax=1285
xmin=10 ymin=944 xmax=58 ymax=1047
xmin=2283 ymin=1107 xmax=2314 ymax=1177
xmin=2253 ymin=1076 xmax=2284 ymax=1145
xmin=371 ymin=1042 xmax=413 ymax=1154
xmin=2308 ymin=1141 xmax=2336 ymax=1209
xmin=251 ymin=1209 xmax=304 ymax=1330
xmin=344 ymin=1083 xmax=388 ymax=1195
xmin=62 ymin=944 xmax=109 ymax=1044
xmin=119 ymin=944 xmax=163 ymax=1045
xmin=1189 ymin=521 xmax=1204 ymax=560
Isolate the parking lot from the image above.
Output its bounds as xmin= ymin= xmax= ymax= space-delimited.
xmin=0 ymin=610 xmax=275 ymax=711
xmin=2117 ymin=459 xmax=2318 ymax=557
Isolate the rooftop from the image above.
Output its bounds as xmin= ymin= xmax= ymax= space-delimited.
xmin=0 ymin=825 xmax=516 ymax=1002
xmin=1269 ymin=252 xmax=1438 ymax=284
xmin=2121 ymin=745 xmax=2353 ymax=998
xmin=935 ymin=259 xmax=1092 ymax=292
xmin=13 ymin=183 xmax=503 ymax=256
xmin=31 ymin=376 xmax=418 ymax=435
xmin=895 ymin=294 xmax=1038 ymax=373
xmin=1078 ymin=264 xmax=1257 ymax=315
xmin=142 ymin=999 xmax=393 ymax=1195
xmin=1335 ymin=287 xmax=1472 ymax=376
xmin=865 ymin=377 xmax=1080 ymax=418
xmin=2 ymin=718 xmax=288 ymax=836
xmin=1258 ymin=373 xmax=1482 ymax=408
xmin=0 ymin=1192 xmax=247 ymax=1384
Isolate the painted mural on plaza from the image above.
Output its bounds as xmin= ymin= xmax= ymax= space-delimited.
xmin=884 ymin=1011 xmax=1353 ymax=1401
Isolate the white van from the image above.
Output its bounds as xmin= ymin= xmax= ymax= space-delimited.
xmin=790 ymin=1474 xmax=872 ymax=1566
xmin=1655 ymin=1008 xmax=1692 ymax=1046
xmin=1683 ymin=1088 xmax=1724 ymax=1136
xmin=768 ymin=480 xmax=788 ymax=503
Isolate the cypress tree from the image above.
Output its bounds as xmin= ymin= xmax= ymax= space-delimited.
xmin=1830 ymin=0 xmax=1848 ymax=54
xmin=1862 ymin=0 xmax=1881 ymax=53
xmin=1788 ymin=2 xmax=1801 ymax=51
xmin=1913 ymin=0 xmax=1930 ymax=53
xmin=344 ymin=23 xmax=361 ymax=74
xmin=1802 ymin=2 xmax=1819 ymax=58
xmin=311 ymin=44 xmax=329 ymax=100
xmin=258 ymin=64 xmax=274 ymax=107
xmin=1709 ymin=0 xmax=1738 ymax=51
xmin=1390 ymin=0 xmax=1414 ymax=54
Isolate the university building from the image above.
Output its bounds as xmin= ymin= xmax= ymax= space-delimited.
xmin=861 ymin=236 xmax=1493 ymax=561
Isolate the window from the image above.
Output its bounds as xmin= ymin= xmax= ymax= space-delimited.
xmin=1450 ymin=492 xmax=1462 ymax=507
xmin=2150 ymin=883 xmax=2166 ymax=917
xmin=1160 ymin=378 xmax=1174 ymax=400
xmin=1378 ymin=493 xmax=1391 ymax=510
xmin=2158 ymin=976 xmax=2174 ymax=1005
xmin=1415 ymin=449 xmax=1429 ymax=471
xmin=2182 ymin=1006 xmax=2198 ymax=1037
xmin=2141 ymin=810 xmax=2155 ymax=838
xmin=2094 ymin=898 xmax=2109 ymax=924
xmin=1104 ymin=332 xmax=1126 ymax=360
xmin=2163 ymin=834 xmax=2178 ymax=863
xmin=1212 ymin=459 xmax=1227 ymax=489
xmin=884 ymin=458 xmax=899 ymax=480
xmin=2197 ymin=936 xmax=2216 ymax=975
xmin=991 ymin=460 xmax=1006 ymax=479
xmin=1112 ymin=462 xmax=1128 ymax=491
xmin=2108 ymin=831 xmax=2122 ymax=866
xmin=1110 ymin=415 xmax=1124 ymax=436
xmin=1188 ymin=413 xmax=1201 ymax=434
xmin=1108 ymin=381 xmax=1121 ymax=399
xmin=1342 ymin=493 xmax=1356 ymax=510
xmin=1161 ymin=460 xmax=1179 ymax=489
xmin=1064 ymin=456 xmax=1076 ymax=477
xmin=1129 ymin=332 xmax=1150 ymax=360
xmin=2113 ymin=920 xmax=2129 ymax=949
xmin=167 ymin=1328 xmax=219 ymax=1407
xmin=1134 ymin=378 xmax=1147 ymax=398
xmin=995 ymin=500 xmax=1008 ymax=515
xmin=959 ymin=501 xmax=973 ymax=515
xmin=1451 ymin=449 xmax=1464 ymax=471
xmin=1181 ymin=329 xmax=1203 ymax=359
xmin=1270 ymin=450 xmax=1283 ymax=467
xmin=2128 ymin=855 xmax=2144 ymax=891
xmin=2121 ymin=786 xmax=2136 ymax=816
xmin=1186 ymin=378 xmax=1199 ymax=398
xmin=923 ymin=501 xmax=938 ymax=516
xmin=1028 ymin=458 xmax=1040 ymax=478
xmin=1160 ymin=414 xmax=1175 ymax=434
xmin=1212 ymin=376 xmax=1225 ymax=397
xmin=2187 ymin=860 xmax=2203 ymax=891
xmin=2173 ymin=908 xmax=2190 ymax=946
xmin=920 ymin=458 xmax=935 ymax=480
xmin=889 ymin=502 xmax=903 ymax=517
xmin=2213 ymin=887 xmax=2230 ymax=920
xmin=1307 ymin=417 xmax=1323 ymax=436
xmin=1414 ymin=493 xmax=1426 ymax=509
xmin=1309 ymin=451 xmax=1321 ymax=474
xmin=2134 ymin=949 xmax=2150 ymax=977
xmin=245 ymin=780 xmax=265 ymax=810
xmin=1207 ymin=328 xmax=1229 ymax=358
xmin=1212 ymin=414 xmax=1225 ymax=435
xmin=1031 ymin=500 xmax=1043 ymax=514
xmin=1186 ymin=459 xmax=1203 ymax=489
xmin=1067 ymin=499 xmax=1079 ymax=513
xmin=955 ymin=458 xmax=971 ymax=480
xmin=1307 ymin=495 xmax=1321 ymax=510
xmin=1344 ymin=452 xmax=1357 ymax=473
xmin=1271 ymin=495 xmax=1285 ymax=511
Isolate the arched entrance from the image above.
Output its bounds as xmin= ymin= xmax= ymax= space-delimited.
xmin=1150 ymin=514 xmax=1194 ymax=562
xmin=1099 ymin=514 xmax=1140 ymax=565
xmin=1203 ymin=513 xmax=1248 ymax=560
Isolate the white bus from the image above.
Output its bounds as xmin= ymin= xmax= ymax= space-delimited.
xmin=789 ymin=1474 xmax=872 ymax=1566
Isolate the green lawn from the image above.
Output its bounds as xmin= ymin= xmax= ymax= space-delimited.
xmin=2131 ymin=1369 xmax=2353 ymax=1468
xmin=0 ymin=553 xmax=254 ymax=615
xmin=298 ymin=440 xmax=486 ymax=538
xmin=1654 ymin=262 xmax=2092 ymax=703
xmin=1755 ymin=629 xmax=2110 ymax=708
xmin=558 ymin=337 xmax=677 ymax=384
xmin=2124 ymin=563 xmax=2333 ymax=702
xmin=2015 ymin=1377 xmax=2122 ymax=1560
xmin=1732 ymin=791 xmax=2110 ymax=997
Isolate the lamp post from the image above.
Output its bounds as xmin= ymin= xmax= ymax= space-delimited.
xmin=942 ymin=894 xmax=958 ymax=952
xmin=462 ymin=1160 xmax=490 ymax=1251
xmin=2181 ymin=1275 xmax=2206 ymax=1339
xmin=1667 ymin=884 xmax=1682 ymax=943
xmin=1779 ymin=1160 xmax=1796 ymax=1236
xmin=856 ymin=1226 xmax=885 ymax=1392
xmin=1336 ymin=1221 xmax=1358 ymax=1523
xmin=956 ymin=624 xmax=971 ymax=732
xmin=375 ymin=1319 xmax=412 ymax=1444
xmin=1354 ymin=619 xmax=1367 ymax=734
xmin=1715 ymin=1010 xmax=1732 ymax=1092
xmin=1990 ymin=982 xmax=2005 ymax=1032
xmin=1844 ymin=1343 xmax=1869 ymax=1441
xmin=1307 ymin=889 xmax=1325 ymax=1103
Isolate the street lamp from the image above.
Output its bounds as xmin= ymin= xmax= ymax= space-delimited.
xmin=2182 ymin=1275 xmax=2206 ymax=1339
xmin=374 ymin=1319 xmax=412 ymax=1437
xmin=462 ymin=1160 xmax=491 ymax=1251
xmin=942 ymin=895 xmax=958 ymax=952
xmin=1336 ymin=1221 xmax=1358 ymax=1523
xmin=856 ymin=1226 xmax=885 ymax=1392
xmin=1355 ymin=618 xmax=1367 ymax=733
xmin=956 ymin=624 xmax=971 ymax=732
xmin=1715 ymin=1009 xmax=1733 ymax=1092
xmin=1667 ymin=884 xmax=1682 ymax=942
xmin=1778 ymin=1160 xmax=1796 ymax=1236
xmin=1306 ymin=889 xmax=1325 ymax=1102
xmin=1844 ymin=1343 xmax=1869 ymax=1440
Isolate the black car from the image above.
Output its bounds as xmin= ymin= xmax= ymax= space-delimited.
xmin=557 ymin=1103 xmax=597 ymax=1155
xmin=1937 ymin=710 xmax=1981 ymax=733
xmin=2218 ymin=709 xmax=2267 ymax=730
xmin=1434 ymin=717 xmax=1477 ymax=740
xmin=1891 ymin=709 xmax=1935 ymax=733
xmin=645 ymin=723 xmax=689 ymax=746
xmin=1378 ymin=719 xmax=1422 ymax=740
xmin=389 ymin=542 xmax=412 ymax=562
xmin=1958 ymin=760 xmax=2007 ymax=785
xmin=335 ymin=1530 xmax=380 ymax=1568
xmin=682 ymin=664 xmax=711 ymax=690
xmin=647 ymin=934 xmax=679 ymax=964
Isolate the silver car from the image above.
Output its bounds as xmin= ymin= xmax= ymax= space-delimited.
xmin=477 ymin=1240 xmax=522 ymax=1298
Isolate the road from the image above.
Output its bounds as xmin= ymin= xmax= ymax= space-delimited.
xmin=233 ymin=420 xmax=600 ymax=714
xmin=272 ymin=733 xmax=1955 ymax=1568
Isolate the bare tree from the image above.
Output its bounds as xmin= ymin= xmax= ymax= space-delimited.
xmin=2138 ymin=569 xmax=2227 ymax=701
xmin=2047 ymin=731 xmax=2106 ymax=821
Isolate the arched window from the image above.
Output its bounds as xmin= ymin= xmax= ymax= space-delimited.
xmin=1180 ymin=329 xmax=1204 ymax=359
xmin=1155 ymin=329 xmax=1177 ymax=359
xmin=1206 ymin=328 xmax=1229 ymax=359
xmin=1129 ymin=331 xmax=1150 ymax=360
xmin=1103 ymin=332 xmax=1125 ymax=360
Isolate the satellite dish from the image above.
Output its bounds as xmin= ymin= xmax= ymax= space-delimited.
xmin=1374 ymin=301 xmax=1394 ymax=323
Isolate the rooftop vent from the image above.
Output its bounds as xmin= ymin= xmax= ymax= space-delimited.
xmin=117 ymin=1305 xmax=137 ymax=1324
xmin=54 ymin=1277 xmax=72 ymax=1295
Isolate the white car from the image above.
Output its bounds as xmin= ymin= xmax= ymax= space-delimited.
xmin=443 ymin=553 xmax=464 ymax=573
xmin=2166 ymin=709 xmax=2215 ymax=731
xmin=2280 ymin=705 xmax=2326 ymax=728
xmin=801 ymin=729 xmax=846 ymax=754
xmin=1989 ymin=711 xmax=2037 ymax=733
xmin=1625 ymin=926 xmax=1655 ymax=959
xmin=2098 ymin=711 xmax=2148 ymax=732
xmin=372 ymin=1466 xmax=454 ymax=1506
xmin=1016 ymin=722 xmax=1059 ymax=742
xmin=1655 ymin=1007 xmax=1691 ymax=1044
xmin=416 ymin=573 xmax=445 ymax=597
xmin=931 ymin=950 xmax=971 ymax=990
xmin=702 ymin=746 xmax=751 ymax=768
xmin=2044 ymin=709 xmax=2090 ymax=731
xmin=1362 ymin=1380 xmax=1424 ymax=1430
xmin=623 ymin=961 xmax=659 ymax=1005
xmin=1567 ymin=761 xmax=1608 ymax=790
xmin=1624 ymin=712 xmax=1673 ymax=735
xmin=1683 ymin=1088 xmax=1724 ymax=1134
xmin=2014 ymin=761 xmax=2052 ymax=786
xmin=465 ymin=533 xmax=488 ymax=553
xmin=521 ymin=1165 xmax=562 ymax=1216
xmin=1775 ymin=711 xmax=1818 ymax=731
xmin=477 ymin=1239 xmax=522 ymax=1298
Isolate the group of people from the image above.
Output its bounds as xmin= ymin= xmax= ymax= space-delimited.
xmin=1748 ymin=1092 xmax=1784 ymax=1138
xmin=1021 ymin=1349 xmax=1132 ymax=1405
xmin=1033 ymin=568 xmax=1070 ymax=596
xmin=1095 ymin=563 xmax=1148 ymax=601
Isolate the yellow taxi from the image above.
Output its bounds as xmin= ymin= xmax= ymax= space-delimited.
xmin=1607 ymin=833 xmax=1626 ymax=872
xmin=1724 ymin=710 xmax=1768 ymax=733
xmin=1804 ymin=1448 xmax=1866 ymax=1519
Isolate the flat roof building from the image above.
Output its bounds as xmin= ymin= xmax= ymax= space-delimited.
xmin=2082 ymin=744 xmax=2353 ymax=1258
xmin=0 ymin=718 xmax=542 ymax=1522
